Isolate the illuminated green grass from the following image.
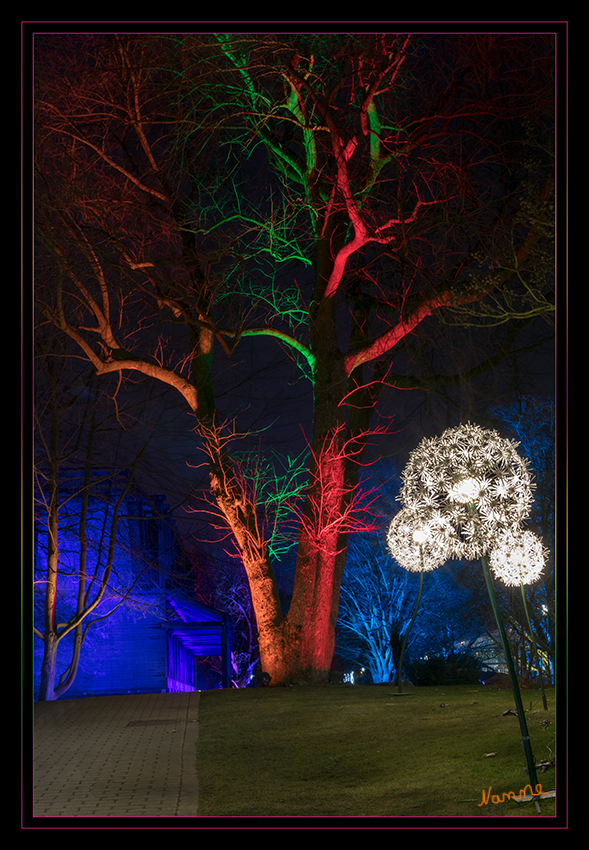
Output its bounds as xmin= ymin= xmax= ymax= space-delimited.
xmin=196 ymin=683 xmax=556 ymax=819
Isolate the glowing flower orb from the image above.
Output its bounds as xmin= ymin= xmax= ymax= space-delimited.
xmin=398 ymin=422 xmax=535 ymax=559
xmin=488 ymin=528 xmax=547 ymax=586
xmin=387 ymin=507 xmax=455 ymax=572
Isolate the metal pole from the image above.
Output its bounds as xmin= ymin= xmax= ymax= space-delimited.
xmin=520 ymin=582 xmax=548 ymax=711
xmin=479 ymin=552 xmax=539 ymax=790
xmin=465 ymin=501 xmax=539 ymax=791
xmin=397 ymin=559 xmax=424 ymax=694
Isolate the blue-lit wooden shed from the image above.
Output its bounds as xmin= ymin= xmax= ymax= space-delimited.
xmin=34 ymin=477 xmax=234 ymax=699
xmin=34 ymin=592 xmax=232 ymax=699
xmin=165 ymin=595 xmax=232 ymax=691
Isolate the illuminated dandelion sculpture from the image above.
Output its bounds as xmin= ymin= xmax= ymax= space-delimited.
xmin=488 ymin=528 xmax=546 ymax=587
xmin=489 ymin=528 xmax=549 ymax=710
xmin=386 ymin=508 xmax=456 ymax=693
xmin=386 ymin=507 xmax=457 ymax=572
xmin=398 ymin=423 xmax=541 ymax=792
xmin=398 ymin=422 xmax=535 ymax=559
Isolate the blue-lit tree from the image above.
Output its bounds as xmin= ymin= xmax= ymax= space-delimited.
xmin=399 ymin=566 xmax=490 ymax=685
xmin=337 ymin=536 xmax=486 ymax=686
xmin=336 ymin=465 xmax=486 ymax=685
xmin=336 ymin=531 xmax=421 ymax=683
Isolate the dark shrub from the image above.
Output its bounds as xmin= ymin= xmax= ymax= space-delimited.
xmin=405 ymin=653 xmax=483 ymax=686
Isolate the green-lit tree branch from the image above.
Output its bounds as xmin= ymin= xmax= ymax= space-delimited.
xmin=219 ymin=326 xmax=315 ymax=372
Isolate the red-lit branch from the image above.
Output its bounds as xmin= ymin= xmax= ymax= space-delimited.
xmin=289 ymin=424 xmax=384 ymax=551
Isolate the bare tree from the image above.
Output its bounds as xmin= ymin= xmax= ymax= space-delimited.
xmin=33 ymin=324 xmax=190 ymax=700
xmin=336 ymin=531 xmax=418 ymax=684
xmin=34 ymin=33 xmax=555 ymax=684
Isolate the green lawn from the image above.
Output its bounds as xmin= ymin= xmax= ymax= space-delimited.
xmin=196 ymin=683 xmax=556 ymax=818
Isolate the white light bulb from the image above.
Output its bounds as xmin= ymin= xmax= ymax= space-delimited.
xmin=450 ymin=478 xmax=480 ymax=503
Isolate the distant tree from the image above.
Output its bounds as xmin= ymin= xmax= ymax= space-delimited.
xmin=400 ymin=566 xmax=488 ymax=680
xmin=337 ymin=524 xmax=486 ymax=683
xmin=336 ymin=530 xmax=420 ymax=683
xmin=34 ymin=33 xmax=555 ymax=684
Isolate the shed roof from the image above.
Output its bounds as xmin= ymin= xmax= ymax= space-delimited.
xmin=167 ymin=593 xmax=227 ymax=624
xmin=165 ymin=594 xmax=231 ymax=687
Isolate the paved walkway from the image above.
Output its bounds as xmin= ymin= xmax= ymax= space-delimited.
xmin=33 ymin=692 xmax=200 ymax=817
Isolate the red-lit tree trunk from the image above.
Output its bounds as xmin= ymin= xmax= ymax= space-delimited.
xmin=281 ymin=265 xmax=354 ymax=680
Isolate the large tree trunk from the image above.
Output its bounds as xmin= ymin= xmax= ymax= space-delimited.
xmin=275 ymin=291 xmax=351 ymax=683
xmin=200 ymin=417 xmax=289 ymax=681
xmin=285 ymin=533 xmax=344 ymax=682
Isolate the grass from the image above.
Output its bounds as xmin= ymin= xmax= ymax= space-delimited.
xmin=196 ymin=682 xmax=556 ymax=819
